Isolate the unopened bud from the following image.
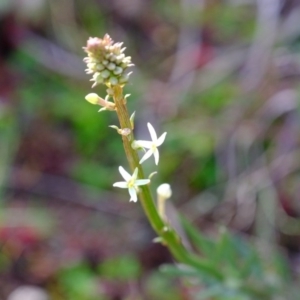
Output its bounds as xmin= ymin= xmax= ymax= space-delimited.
xmin=157 ymin=183 xmax=172 ymax=222
xmin=85 ymin=93 xmax=115 ymax=111
xmin=157 ymin=183 xmax=172 ymax=199
xmin=85 ymin=93 xmax=101 ymax=105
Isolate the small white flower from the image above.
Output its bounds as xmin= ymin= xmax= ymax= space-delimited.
xmin=134 ymin=123 xmax=167 ymax=165
xmin=113 ymin=166 xmax=150 ymax=202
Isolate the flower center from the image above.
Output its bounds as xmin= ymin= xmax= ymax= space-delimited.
xmin=128 ymin=179 xmax=135 ymax=188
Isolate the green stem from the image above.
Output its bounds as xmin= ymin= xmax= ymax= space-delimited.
xmin=112 ymin=85 xmax=223 ymax=281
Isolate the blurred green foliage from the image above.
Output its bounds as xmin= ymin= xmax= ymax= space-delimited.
xmin=59 ymin=263 xmax=101 ymax=300
xmin=99 ymin=254 xmax=141 ymax=281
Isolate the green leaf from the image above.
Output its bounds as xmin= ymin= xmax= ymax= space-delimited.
xmin=271 ymin=252 xmax=291 ymax=281
xmin=212 ymin=227 xmax=239 ymax=269
xmin=59 ymin=263 xmax=101 ymax=300
xmin=144 ymin=270 xmax=182 ymax=300
xmin=181 ymin=216 xmax=215 ymax=257
xmin=160 ymin=263 xmax=202 ymax=278
xmin=99 ymin=254 xmax=141 ymax=281
xmin=239 ymin=246 xmax=263 ymax=279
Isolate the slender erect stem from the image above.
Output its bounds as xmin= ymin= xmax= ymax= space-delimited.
xmin=112 ymin=85 xmax=223 ymax=281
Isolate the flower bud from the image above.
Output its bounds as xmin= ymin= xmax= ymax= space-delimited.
xmin=101 ymin=70 xmax=110 ymax=78
xmin=107 ymin=63 xmax=116 ymax=70
xmin=157 ymin=183 xmax=172 ymax=221
xmin=113 ymin=67 xmax=123 ymax=75
xmin=109 ymin=77 xmax=118 ymax=85
xmin=85 ymin=93 xmax=115 ymax=111
xmin=157 ymin=183 xmax=172 ymax=200
xmin=85 ymin=93 xmax=102 ymax=105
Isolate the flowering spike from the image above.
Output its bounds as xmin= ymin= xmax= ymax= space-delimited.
xmin=83 ymin=34 xmax=133 ymax=89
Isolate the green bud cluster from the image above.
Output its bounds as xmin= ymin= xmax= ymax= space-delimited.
xmin=83 ymin=34 xmax=133 ymax=88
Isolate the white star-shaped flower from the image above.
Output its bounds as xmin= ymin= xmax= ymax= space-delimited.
xmin=113 ymin=166 xmax=150 ymax=202
xmin=134 ymin=123 xmax=167 ymax=165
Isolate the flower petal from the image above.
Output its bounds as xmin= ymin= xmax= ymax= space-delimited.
xmin=135 ymin=179 xmax=150 ymax=186
xmin=119 ymin=166 xmax=131 ymax=181
xmin=134 ymin=140 xmax=153 ymax=149
xmin=147 ymin=123 xmax=157 ymax=141
xmin=139 ymin=149 xmax=153 ymax=164
xmin=113 ymin=182 xmax=128 ymax=188
xmin=132 ymin=168 xmax=138 ymax=181
xmin=128 ymin=187 xmax=137 ymax=202
xmin=156 ymin=132 xmax=167 ymax=146
xmin=153 ymin=148 xmax=159 ymax=165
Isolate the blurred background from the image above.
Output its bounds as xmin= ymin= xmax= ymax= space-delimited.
xmin=1 ymin=0 xmax=300 ymax=299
